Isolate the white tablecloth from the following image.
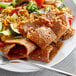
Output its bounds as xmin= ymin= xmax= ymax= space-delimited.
xmin=0 ymin=0 xmax=76 ymax=76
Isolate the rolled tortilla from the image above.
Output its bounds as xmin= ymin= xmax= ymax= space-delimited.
xmin=51 ymin=19 xmax=67 ymax=42
xmin=30 ymin=41 xmax=64 ymax=62
xmin=27 ymin=26 xmax=57 ymax=49
xmin=2 ymin=44 xmax=28 ymax=59
xmin=30 ymin=45 xmax=53 ymax=62
xmin=61 ymin=27 xmax=75 ymax=40
xmin=18 ymin=16 xmax=50 ymax=36
xmin=41 ymin=11 xmax=68 ymax=42
xmin=56 ymin=13 xmax=75 ymax=40
xmin=3 ymin=38 xmax=36 ymax=59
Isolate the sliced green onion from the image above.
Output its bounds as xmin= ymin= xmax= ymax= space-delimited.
xmin=37 ymin=9 xmax=44 ymax=15
xmin=13 ymin=0 xmax=16 ymax=7
xmin=26 ymin=2 xmax=40 ymax=13
xmin=0 ymin=22 xmax=3 ymax=32
xmin=37 ymin=8 xmax=49 ymax=15
xmin=16 ymin=0 xmax=21 ymax=4
xmin=0 ymin=29 xmax=11 ymax=36
xmin=16 ymin=0 xmax=21 ymax=3
xmin=12 ymin=0 xmax=21 ymax=7
xmin=0 ymin=14 xmax=4 ymax=18
xmin=60 ymin=0 xmax=63 ymax=2
xmin=58 ymin=3 xmax=65 ymax=10
xmin=18 ymin=10 xmax=26 ymax=21
xmin=9 ymin=24 xmax=20 ymax=35
xmin=11 ymin=13 xmax=18 ymax=20
xmin=44 ymin=8 xmax=49 ymax=14
xmin=13 ymin=36 xmax=23 ymax=39
xmin=0 ymin=22 xmax=3 ymax=36
xmin=0 ymin=2 xmax=11 ymax=8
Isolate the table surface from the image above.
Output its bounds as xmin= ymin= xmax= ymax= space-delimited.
xmin=0 ymin=0 xmax=76 ymax=76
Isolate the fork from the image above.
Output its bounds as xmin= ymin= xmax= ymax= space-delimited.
xmin=0 ymin=55 xmax=76 ymax=76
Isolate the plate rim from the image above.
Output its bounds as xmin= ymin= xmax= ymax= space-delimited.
xmin=0 ymin=39 xmax=75 ymax=73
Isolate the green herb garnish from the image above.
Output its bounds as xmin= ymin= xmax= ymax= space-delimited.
xmin=0 ymin=22 xmax=3 ymax=36
xmin=37 ymin=8 xmax=49 ymax=15
xmin=26 ymin=2 xmax=40 ymax=13
xmin=58 ymin=3 xmax=65 ymax=10
xmin=0 ymin=22 xmax=3 ymax=32
xmin=12 ymin=0 xmax=21 ymax=7
xmin=0 ymin=2 xmax=11 ymax=8
xmin=0 ymin=29 xmax=11 ymax=36
xmin=13 ymin=0 xmax=16 ymax=7
xmin=13 ymin=36 xmax=23 ymax=39
xmin=18 ymin=10 xmax=26 ymax=21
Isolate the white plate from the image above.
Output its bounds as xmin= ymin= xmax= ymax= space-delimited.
xmin=0 ymin=0 xmax=76 ymax=73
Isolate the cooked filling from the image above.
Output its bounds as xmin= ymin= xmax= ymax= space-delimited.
xmin=8 ymin=44 xmax=27 ymax=58
xmin=0 ymin=0 xmax=75 ymax=62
